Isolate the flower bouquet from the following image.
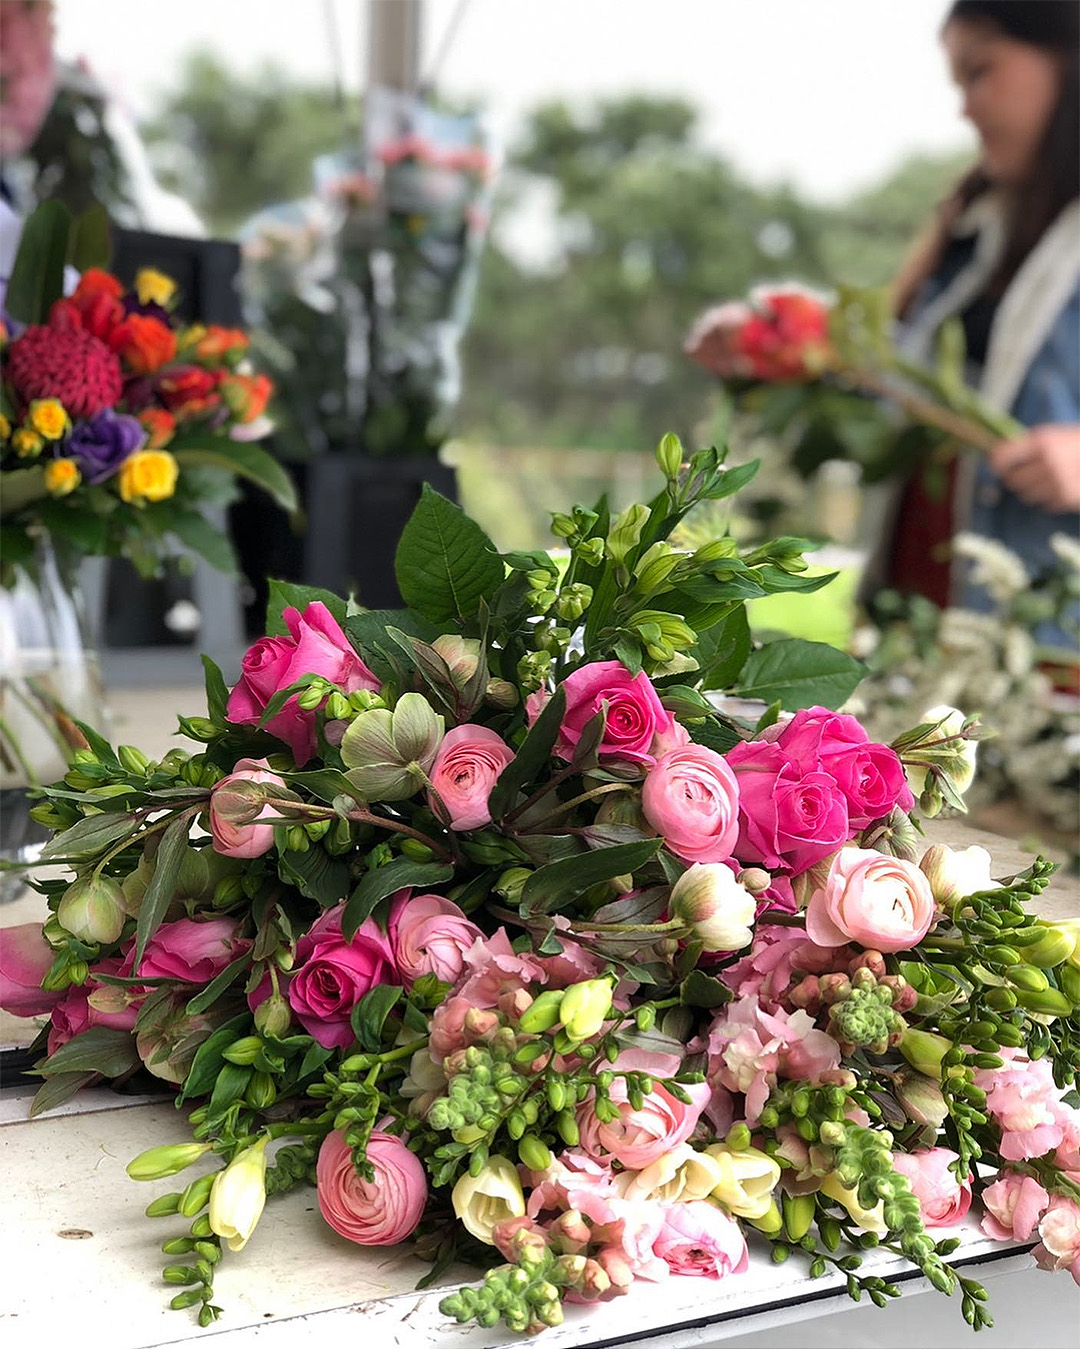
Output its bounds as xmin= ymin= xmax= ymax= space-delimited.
xmin=3 ymin=437 xmax=1078 ymax=1336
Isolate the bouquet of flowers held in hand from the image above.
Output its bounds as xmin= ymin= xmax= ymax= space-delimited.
xmin=1 ymin=202 xmax=295 ymax=580
xmin=4 ymin=437 xmax=1078 ymax=1335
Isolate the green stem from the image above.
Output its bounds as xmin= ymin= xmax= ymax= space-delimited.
xmin=503 ymin=763 xmax=580 ymax=827
xmin=91 ymin=807 xmax=189 ymax=880
xmin=525 ymin=780 xmax=629 ymax=830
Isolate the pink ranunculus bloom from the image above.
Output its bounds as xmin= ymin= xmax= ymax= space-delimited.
xmin=387 ymin=890 xmax=483 ymax=987
xmin=653 ymin=1199 xmax=749 ymax=1279
xmin=1033 ymin=1197 xmax=1080 ymax=1286
xmin=287 ymin=905 xmax=395 ymax=1049
xmin=138 ymin=917 xmax=250 ymax=983
xmin=426 ymin=724 xmax=514 ymax=831
xmin=0 ymin=923 xmax=61 ymax=1017
xmin=577 ymin=1049 xmax=711 ymax=1171
xmin=46 ymin=956 xmax=140 ymax=1056
xmin=226 ymin=602 xmax=380 ymax=766
xmin=973 ymin=1053 xmax=1073 ymax=1161
xmin=642 ymin=744 xmax=740 ymax=864
xmin=805 ymin=847 xmax=936 ymax=953
xmin=209 ymin=757 xmax=288 ymax=858
xmin=703 ymin=994 xmax=841 ymax=1125
xmin=725 ymin=738 xmax=850 ymax=875
xmin=316 ymin=1129 xmax=426 ymax=1245
xmin=555 ymin=660 xmax=679 ymax=766
xmin=980 ymin=1171 xmax=1050 ymax=1242
xmin=890 ymin=1148 xmax=972 ymax=1228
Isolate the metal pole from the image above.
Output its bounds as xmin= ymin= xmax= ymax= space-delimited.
xmin=366 ymin=0 xmax=423 ymax=92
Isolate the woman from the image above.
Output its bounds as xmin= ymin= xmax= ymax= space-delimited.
xmin=888 ymin=0 xmax=1079 ymax=626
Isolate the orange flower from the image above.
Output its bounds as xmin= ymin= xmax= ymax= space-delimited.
xmin=220 ymin=373 xmax=272 ymax=423
xmin=109 ymin=314 xmax=178 ymax=376
xmin=138 ymin=407 xmax=177 ymax=449
xmin=196 ymin=326 xmax=250 ymax=362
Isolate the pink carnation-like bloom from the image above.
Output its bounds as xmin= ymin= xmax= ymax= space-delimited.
xmin=974 ymin=1053 xmax=1078 ymax=1161
xmin=577 ymin=1049 xmax=711 ymax=1171
xmin=805 ymin=847 xmax=936 ymax=953
xmin=387 ymin=891 xmax=483 ymax=987
xmin=1033 ymin=1198 xmax=1080 ymax=1286
xmin=452 ymin=928 xmax=546 ymax=1009
xmin=138 ymin=918 xmax=250 ymax=983
xmin=426 ymin=724 xmax=515 ymax=831
xmin=555 ymin=661 xmax=682 ymax=766
xmin=653 ymin=1200 xmax=749 ymax=1279
xmin=980 ymin=1171 xmax=1050 ymax=1242
xmin=642 ymin=744 xmax=740 ymax=864
xmin=720 ymin=924 xmax=846 ymax=1005
xmin=286 ymin=905 xmax=395 ymax=1049
xmin=316 ymin=1129 xmax=426 ymax=1246
xmin=890 ymin=1148 xmax=972 ymax=1228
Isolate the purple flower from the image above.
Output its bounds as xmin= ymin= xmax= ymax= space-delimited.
xmin=68 ymin=409 xmax=146 ymax=483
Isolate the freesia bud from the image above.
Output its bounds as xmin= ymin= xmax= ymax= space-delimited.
xmin=57 ymin=876 xmax=127 ymax=944
xmin=670 ymin=863 xmax=755 ymax=952
xmin=1022 ymin=925 xmax=1077 ymax=970
xmin=898 ymin=1028 xmax=951 ymax=1079
xmin=208 ymin=1137 xmax=269 ymax=1252
xmin=127 ymin=1142 xmax=211 ymax=1182
xmin=558 ymin=979 xmax=612 ymax=1041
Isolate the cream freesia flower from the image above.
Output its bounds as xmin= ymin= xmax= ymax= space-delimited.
xmin=208 ymin=1137 xmax=269 ymax=1252
xmin=705 ymin=1143 xmax=782 ymax=1220
xmin=618 ymin=1145 xmax=724 ymax=1205
xmin=451 ymin=1156 xmax=525 ymax=1245
xmin=820 ymin=1172 xmax=889 ymax=1237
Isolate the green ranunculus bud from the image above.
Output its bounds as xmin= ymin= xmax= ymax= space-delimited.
xmin=127 ymin=1143 xmax=211 ymax=1182
xmin=484 ymin=678 xmax=519 ymax=710
xmin=57 ymin=876 xmax=127 ymax=945
xmin=118 ymin=744 xmax=150 ymax=775
xmin=605 ymin=503 xmax=650 ymax=565
xmin=656 ymin=431 xmax=683 ymax=479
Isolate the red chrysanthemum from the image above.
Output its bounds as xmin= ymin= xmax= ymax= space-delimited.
xmin=5 ymin=323 xmax=124 ymax=418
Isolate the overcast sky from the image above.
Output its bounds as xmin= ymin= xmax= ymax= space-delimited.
xmin=54 ymin=0 xmax=975 ymax=202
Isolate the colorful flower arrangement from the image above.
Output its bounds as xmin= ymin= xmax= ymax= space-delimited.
xmin=3 ymin=439 xmax=1078 ymax=1335
xmin=1 ymin=203 xmax=294 ymax=579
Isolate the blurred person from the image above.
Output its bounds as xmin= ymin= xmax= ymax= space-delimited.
xmin=887 ymin=0 xmax=1079 ymax=622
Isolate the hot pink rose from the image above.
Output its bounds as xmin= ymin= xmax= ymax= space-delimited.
xmin=388 ymin=891 xmax=483 ymax=987
xmin=316 ymin=1129 xmax=426 ymax=1245
xmin=653 ymin=1200 xmax=748 ymax=1279
xmin=577 ymin=1049 xmax=711 ymax=1170
xmin=772 ymin=707 xmax=869 ymax=768
xmin=138 ymin=917 xmax=250 ymax=983
xmin=0 ymin=923 xmax=61 ymax=1017
xmin=1033 ymin=1198 xmax=1080 ymax=1285
xmin=642 ymin=744 xmax=740 ymax=864
xmin=46 ymin=957 xmax=139 ymax=1056
xmin=805 ymin=847 xmax=935 ymax=952
xmin=891 ymin=1148 xmax=971 ymax=1228
xmin=980 ymin=1171 xmax=1050 ymax=1242
xmin=226 ymin=602 xmax=379 ymax=765
xmin=287 ymin=905 xmax=395 ymax=1049
xmin=426 ymin=724 xmax=514 ymax=830
xmin=209 ymin=757 xmax=287 ymax=858
xmin=556 ymin=661 xmax=680 ymax=765
xmin=725 ymin=739 xmax=850 ymax=874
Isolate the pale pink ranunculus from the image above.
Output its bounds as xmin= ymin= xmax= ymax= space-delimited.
xmin=316 ymin=1129 xmax=426 ymax=1245
xmin=226 ymin=602 xmax=380 ymax=766
xmin=973 ymin=1054 xmax=1073 ymax=1161
xmin=653 ymin=1200 xmax=749 ymax=1279
xmin=1033 ymin=1198 xmax=1080 ymax=1286
xmin=805 ymin=847 xmax=935 ymax=953
xmin=138 ymin=917 xmax=250 ymax=983
xmin=555 ymin=660 xmax=679 ymax=765
xmin=209 ymin=757 xmax=287 ymax=858
xmin=725 ymin=738 xmax=850 ymax=875
xmin=642 ymin=744 xmax=740 ymax=864
xmin=426 ymin=724 xmax=514 ymax=831
xmin=46 ymin=956 xmax=140 ymax=1056
xmin=891 ymin=1148 xmax=971 ymax=1228
xmin=0 ymin=923 xmax=61 ymax=1017
xmin=387 ymin=891 xmax=483 ymax=987
xmin=287 ymin=905 xmax=395 ymax=1049
xmin=980 ymin=1171 xmax=1050 ymax=1242
xmin=577 ymin=1050 xmax=711 ymax=1171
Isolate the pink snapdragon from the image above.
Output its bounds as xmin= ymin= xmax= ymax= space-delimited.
xmin=890 ymin=1148 xmax=972 ymax=1228
xmin=980 ymin=1172 xmax=1050 ymax=1242
xmin=974 ymin=1053 xmax=1079 ymax=1162
xmin=1033 ymin=1198 xmax=1080 ymax=1285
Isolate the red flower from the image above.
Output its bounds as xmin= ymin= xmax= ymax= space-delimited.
xmin=6 ymin=324 xmax=124 ymax=418
xmin=71 ymin=268 xmax=124 ymax=304
xmin=220 ymin=372 xmax=272 ymax=423
xmin=137 ymin=407 xmax=177 ymax=449
xmin=735 ymin=290 xmax=831 ymax=382
xmin=156 ymin=364 xmax=221 ymax=417
xmin=109 ymin=314 xmax=178 ymax=375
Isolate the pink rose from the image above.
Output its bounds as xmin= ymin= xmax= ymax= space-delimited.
xmin=891 ymin=1148 xmax=972 ymax=1228
xmin=226 ymin=602 xmax=379 ymax=765
xmin=1033 ymin=1198 xmax=1080 ymax=1285
xmin=726 ymin=739 xmax=850 ymax=874
xmin=805 ymin=847 xmax=935 ymax=952
xmin=388 ymin=891 xmax=483 ymax=987
xmin=577 ymin=1049 xmax=711 ymax=1170
xmin=642 ymin=744 xmax=740 ymax=864
xmin=556 ymin=661 xmax=680 ymax=765
xmin=209 ymin=757 xmax=287 ymax=858
xmin=138 ymin=917 xmax=250 ymax=983
xmin=981 ymin=1171 xmax=1050 ymax=1242
xmin=46 ymin=956 xmax=139 ymax=1056
xmin=287 ymin=905 xmax=396 ymax=1049
xmin=0 ymin=923 xmax=60 ymax=1017
xmin=827 ymin=742 xmax=913 ymax=829
xmin=653 ymin=1200 xmax=748 ymax=1279
xmin=316 ymin=1129 xmax=426 ymax=1245
xmin=772 ymin=707 xmax=869 ymax=768
xmin=426 ymin=724 xmax=514 ymax=831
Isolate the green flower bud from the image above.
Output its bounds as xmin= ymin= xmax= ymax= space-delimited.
xmin=518 ymin=1135 xmax=553 ymax=1171
xmin=558 ymin=979 xmax=612 ymax=1042
xmin=574 ymin=537 xmax=605 ymax=568
xmin=145 ymin=1193 xmax=183 ymax=1217
xmin=746 ymin=1200 xmax=783 ymax=1236
xmin=898 ymin=1029 xmax=950 ymax=1079
xmin=1021 ymin=928 xmax=1076 ymax=970
xmin=128 ymin=1143 xmax=211 ymax=1182
xmin=161 ymin=1237 xmax=197 ymax=1255
xmin=162 ymin=1265 xmax=201 ymax=1285
xmin=245 ymin=1071 xmax=277 ymax=1109
xmin=169 ymin=1290 xmax=204 ymax=1311
xmin=605 ymin=504 xmax=650 ymax=564
xmin=551 ymin=512 xmax=577 ymax=539
xmin=118 ymin=744 xmax=150 ymax=775
xmin=179 ymin=1174 xmax=216 ymax=1217
xmin=518 ymin=990 xmax=565 ymax=1034
xmin=1008 ymin=965 xmax=1049 ymax=993
xmin=1015 ymin=987 xmax=1074 ymax=1018
xmin=326 ymin=691 xmax=351 ymax=721
xmin=57 ymin=876 xmax=127 ymax=945
xmin=656 ymin=431 xmax=683 ymax=479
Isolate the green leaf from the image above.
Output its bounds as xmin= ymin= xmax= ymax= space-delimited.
xmin=184 ymin=955 xmax=250 ymax=1017
xmin=277 ymin=847 xmax=351 ymax=909
xmin=33 ymin=500 xmax=109 ymax=554
xmin=735 ymin=639 xmax=865 ymax=711
xmin=521 ymin=838 xmax=663 ymax=916
xmin=691 ymin=717 xmax=740 ymax=755
xmin=178 ymin=1013 xmax=251 ymax=1103
xmin=170 ymin=441 xmax=296 ymax=511
xmin=343 ymin=609 xmax=440 ymax=679
xmin=0 ymin=466 xmax=47 ymax=518
xmin=343 ymin=858 xmax=456 ymax=939
xmin=694 ymin=606 xmax=750 ymax=690
xmin=208 ymin=1062 xmax=252 ymax=1117
xmin=161 ymin=506 xmax=237 ymax=573
xmin=394 ymin=484 xmax=505 ymax=625
xmin=680 ymin=969 xmax=733 ymax=1009
xmin=203 ymin=655 xmax=229 ymax=724
xmin=487 ymin=685 xmax=567 ymax=820
xmin=6 ymin=199 xmax=71 ymax=324
xmin=40 ymin=811 xmax=140 ymax=862
xmin=703 ymin=459 xmax=760 ymax=500
xmin=67 ymin=202 xmax=112 ymax=271
xmin=256 ymin=675 xmax=320 ymax=729
xmin=39 ymin=1026 xmax=139 ymax=1079
xmin=73 ymin=719 xmax=120 ymax=767
xmin=350 ymin=984 xmax=404 ymax=1052
xmin=29 ymin=1071 xmax=99 ymax=1117
xmin=266 ymin=579 xmax=347 ymax=636
xmin=286 ymin=768 xmax=361 ymax=805
xmin=134 ymin=811 xmax=194 ymax=968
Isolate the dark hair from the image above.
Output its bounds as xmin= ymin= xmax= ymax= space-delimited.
xmin=896 ymin=1 xmax=1078 ymax=314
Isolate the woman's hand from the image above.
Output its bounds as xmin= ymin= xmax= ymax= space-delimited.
xmin=989 ymin=425 xmax=1080 ymax=513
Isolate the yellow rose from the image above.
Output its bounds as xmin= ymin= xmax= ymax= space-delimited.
xmin=12 ymin=427 xmax=43 ymax=458
xmin=44 ymin=458 xmax=81 ymax=496
xmin=0 ymin=413 xmax=10 ymax=441
xmin=820 ymin=1172 xmax=889 ymax=1236
xmin=451 ymin=1155 xmax=525 ymax=1246
xmin=28 ymin=398 xmax=70 ymax=440
xmin=119 ymin=449 xmax=179 ymax=503
xmin=619 ymin=1145 xmax=723 ymax=1205
xmin=135 ymin=267 xmax=177 ymax=306
xmin=705 ymin=1142 xmax=782 ymax=1219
